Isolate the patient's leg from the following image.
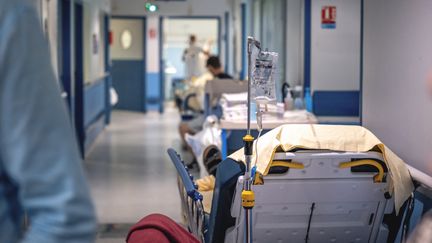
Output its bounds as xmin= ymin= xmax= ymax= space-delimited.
xmin=179 ymin=122 xmax=195 ymax=151
xmin=178 ymin=115 xmax=205 ymax=151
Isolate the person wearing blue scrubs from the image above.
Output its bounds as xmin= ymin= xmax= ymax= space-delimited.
xmin=0 ymin=1 xmax=96 ymax=242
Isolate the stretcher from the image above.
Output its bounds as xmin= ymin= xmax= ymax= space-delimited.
xmin=167 ymin=148 xmax=403 ymax=243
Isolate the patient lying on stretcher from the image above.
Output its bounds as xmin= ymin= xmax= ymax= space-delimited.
xmin=192 ymin=124 xmax=414 ymax=216
xmin=179 ymin=56 xmax=232 ymax=152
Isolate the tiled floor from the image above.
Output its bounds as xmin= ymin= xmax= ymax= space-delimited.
xmin=85 ymin=107 xmax=189 ymax=242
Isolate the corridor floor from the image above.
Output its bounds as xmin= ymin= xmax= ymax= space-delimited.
xmin=85 ymin=108 xmax=186 ymax=242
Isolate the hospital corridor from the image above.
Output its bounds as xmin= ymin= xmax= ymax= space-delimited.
xmin=1 ymin=0 xmax=432 ymax=243
xmin=85 ymin=108 xmax=183 ymax=242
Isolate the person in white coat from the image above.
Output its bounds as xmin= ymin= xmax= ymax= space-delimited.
xmin=182 ymin=35 xmax=209 ymax=80
xmin=0 ymin=0 xmax=96 ymax=242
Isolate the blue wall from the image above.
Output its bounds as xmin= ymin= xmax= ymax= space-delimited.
xmin=146 ymin=72 xmax=161 ymax=110
xmin=84 ymin=77 xmax=109 ymax=150
xmin=84 ymin=80 xmax=106 ymax=127
xmin=313 ymin=91 xmax=360 ymax=117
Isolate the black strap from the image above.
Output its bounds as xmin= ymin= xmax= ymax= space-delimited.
xmin=305 ymin=202 xmax=316 ymax=243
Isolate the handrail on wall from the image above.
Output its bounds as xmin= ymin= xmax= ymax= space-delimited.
xmin=84 ymin=72 xmax=111 ymax=88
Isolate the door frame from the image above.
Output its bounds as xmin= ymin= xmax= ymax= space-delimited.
xmin=224 ymin=11 xmax=230 ymax=73
xmin=110 ymin=16 xmax=148 ymax=113
xmin=159 ymin=16 xmax=164 ymax=113
xmin=60 ymin=0 xmax=72 ymax=108
xmin=74 ymin=1 xmax=85 ymax=156
xmin=304 ymin=0 xmax=312 ymax=93
xmin=104 ymin=14 xmax=112 ymax=124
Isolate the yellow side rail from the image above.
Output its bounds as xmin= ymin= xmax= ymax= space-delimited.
xmin=256 ymin=159 xmax=384 ymax=185
xmin=271 ymin=161 xmax=305 ymax=169
xmin=339 ymin=159 xmax=385 ymax=183
xmin=253 ymin=161 xmax=305 ymax=185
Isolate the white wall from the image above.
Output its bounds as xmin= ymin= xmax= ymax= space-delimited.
xmin=34 ymin=0 xmax=111 ymax=84
xmin=35 ymin=0 xmax=59 ymax=77
xmin=112 ymin=0 xmax=229 ymax=17
xmin=363 ymin=0 xmax=432 ymax=175
xmin=147 ymin=16 xmax=160 ymax=73
xmin=83 ymin=0 xmax=111 ymax=13
xmin=311 ymin=0 xmax=361 ymax=92
xmin=83 ymin=2 xmax=107 ymax=83
xmin=286 ymin=0 xmax=303 ymax=86
xmin=231 ymin=0 xmax=243 ymax=77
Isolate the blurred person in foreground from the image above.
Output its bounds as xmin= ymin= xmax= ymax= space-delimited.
xmin=0 ymin=1 xmax=96 ymax=242
xmin=405 ymin=70 xmax=432 ymax=243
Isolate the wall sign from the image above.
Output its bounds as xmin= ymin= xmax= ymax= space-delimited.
xmin=321 ymin=6 xmax=336 ymax=29
xmin=149 ymin=28 xmax=157 ymax=39
xmin=92 ymin=34 xmax=99 ymax=54
xmin=109 ymin=31 xmax=113 ymax=45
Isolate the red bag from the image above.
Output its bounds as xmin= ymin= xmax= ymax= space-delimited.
xmin=126 ymin=214 xmax=200 ymax=243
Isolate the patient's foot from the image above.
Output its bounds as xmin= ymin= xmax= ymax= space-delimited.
xmin=181 ymin=143 xmax=189 ymax=151
xmin=186 ymin=159 xmax=198 ymax=169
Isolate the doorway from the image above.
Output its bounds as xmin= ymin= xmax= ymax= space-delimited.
xmin=161 ymin=17 xmax=221 ymax=102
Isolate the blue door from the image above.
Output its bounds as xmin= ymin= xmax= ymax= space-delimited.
xmin=110 ymin=18 xmax=146 ymax=112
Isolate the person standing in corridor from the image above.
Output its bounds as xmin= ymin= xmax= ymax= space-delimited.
xmin=182 ymin=34 xmax=209 ymax=80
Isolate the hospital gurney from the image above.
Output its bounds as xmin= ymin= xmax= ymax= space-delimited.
xmin=167 ymin=148 xmax=403 ymax=243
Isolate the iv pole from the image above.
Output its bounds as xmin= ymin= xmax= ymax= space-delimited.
xmin=241 ymin=36 xmax=261 ymax=243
